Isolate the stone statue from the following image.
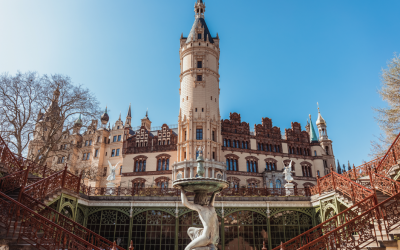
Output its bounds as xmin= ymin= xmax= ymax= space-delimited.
xmin=180 ymin=187 xmax=222 ymax=250
xmin=283 ymin=160 xmax=294 ymax=183
xmin=107 ymin=161 xmax=120 ymax=182
xmin=196 ymin=146 xmax=205 ymax=177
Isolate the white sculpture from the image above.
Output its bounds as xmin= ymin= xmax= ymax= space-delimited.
xmin=180 ymin=187 xmax=221 ymax=250
xmin=283 ymin=160 xmax=294 ymax=183
xmin=107 ymin=161 xmax=120 ymax=182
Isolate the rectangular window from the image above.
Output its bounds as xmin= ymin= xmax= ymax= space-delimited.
xmin=212 ymin=152 xmax=215 ymax=160
xmin=113 ymin=136 xmax=117 ymax=142
xmin=197 ymin=61 xmax=202 ymax=68
xmin=314 ymin=150 xmax=317 ymax=156
xmin=83 ymin=153 xmax=86 ymax=160
xmin=116 ymin=149 xmax=120 ymax=156
xmin=97 ymin=136 xmax=100 ymax=142
xmin=197 ymin=75 xmax=202 ymax=81
xmin=118 ymin=135 xmax=121 ymax=141
xmin=111 ymin=149 xmax=115 ymax=157
xmin=86 ymin=153 xmax=90 ymax=160
xmin=104 ymin=137 xmax=107 ymax=143
xmin=89 ymin=140 xmax=92 ymax=146
xmin=196 ymin=129 xmax=203 ymax=140
xmin=95 ymin=149 xmax=98 ymax=157
xmin=85 ymin=141 xmax=88 ymax=146
xmin=185 ymin=131 xmax=187 ymax=141
xmin=197 ymin=33 xmax=202 ymax=39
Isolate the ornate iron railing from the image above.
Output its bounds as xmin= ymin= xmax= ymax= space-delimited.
xmin=342 ymin=157 xmax=382 ymax=180
xmin=0 ymin=191 xmax=103 ymax=250
xmin=0 ymin=170 xmax=26 ymax=193
xmin=377 ymin=133 xmax=400 ymax=174
xmin=19 ymin=192 xmax=126 ymax=250
xmin=0 ymin=135 xmax=56 ymax=178
xmin=80 ymin=185 xmax=311 ymax=197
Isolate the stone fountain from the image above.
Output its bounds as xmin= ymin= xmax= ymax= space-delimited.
xmin=173 ymin=147 xmax=228 ymax=250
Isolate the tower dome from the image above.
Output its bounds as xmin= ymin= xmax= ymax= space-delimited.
xmin=101 ymin=106 xmax=109 ymax=125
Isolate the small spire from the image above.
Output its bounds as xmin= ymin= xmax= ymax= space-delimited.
xmin=127 ymin=103 xmax=131 ymax=117
xmin=105 ymin=106 xmax=108 ymax=114
xmin=146 ymin=108 xmax=148 ymax=118
xmin=309 ymin=114 xmax=318 ymax=142
xmin=316 ymin=102 xmax=326 ymax=126
xmin=119 ymin=112 xmax=121 ymax=120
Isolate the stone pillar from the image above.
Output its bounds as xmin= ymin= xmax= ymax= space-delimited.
xmin=212 ymin=167 xmax=215 ymax=178
xmin=184 ymin=167 xmax=187 ymax=179
xmin=205 ymin=166 xmax=209 ymax=178
xmin=190 ymin=166 xmax=193 ymax=178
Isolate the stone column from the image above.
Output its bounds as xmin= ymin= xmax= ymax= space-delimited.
xmin=212 ymin=167 xmax=215 ymax=178
xmin=184 ymin=167 xmax=187 ymax=179
xmin=190 ymin=166 xmax=193 ymax=178
xmin=205 ymin=166 xmax=209 ymax=178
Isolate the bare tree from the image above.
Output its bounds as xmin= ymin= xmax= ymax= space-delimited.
xmin=371 ymin=53 xmax=400 ymax=157
xmin=0 ymin=72 xmax=44 ymax=156
xmin=0 ymin=72 xmax=102 ymax=167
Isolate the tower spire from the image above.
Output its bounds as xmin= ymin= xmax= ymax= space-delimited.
xmin=125 ymin=103 xmax=132 ymax=128
xmin=309 ymin=114 xmax=318 ymax=143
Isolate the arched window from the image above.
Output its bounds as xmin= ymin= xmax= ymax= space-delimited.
xmin=162 ymin=159 xmax=166 ymax=170
xmin=232 ymin=140 xmax=236 ymax=148
xmin=142 ymin=160 xmax=146 ymax=171
xmin=226 ymin=159 xmax=230 ymax=170
xmin=166 ymin=159 xmax=169 ymax=170
xmin=224 ymin=139 xmax=227 ymax=147
xmin=266 ymin=162 xmax=270 ymax=171
xmin=247 ymin=161 xmax=250 ymax=172
xmin=317 ymin=170 xmax=320 ymax=177
xmin=177 ymin=172 xmax=182 ymax=179
xmin=135 ymin=161 xmax=139 ymax=172
xmin=270 ymin=182 xmax=274 ymax=188
xmin=234 ymin=160 xmax=237 ymax=171
xmin=227 ymin=140 xmax=231 ymax=147
xmin=158 ymin=159 xmax=162 ymax=171
xmin=276 ymin=179 xmax=281 ymax=189
xmin=242 ymin=141 xmax=245 ymax=148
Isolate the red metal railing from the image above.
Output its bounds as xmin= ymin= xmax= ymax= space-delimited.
xmin=274 ymin=170 xmax=375 ymax=250
xmin=0 ymin=170 xmax=26 ymax=193
xmin=0 ymin=191 xmax=103 ymax=250
xmin=377 ymin=133 xmax=400 ymax=174
xmin=0 ymin=135 xmax=56 ymax=178
xmin=80 ymin=185 xmax=311 ymax=197
xmin=297 ymin=190 xmax=400 ymax=250
xmin=341 ymin=157 xmax=382 ymax=180
xmin=19 ymin=192 xmax=126 ymax=250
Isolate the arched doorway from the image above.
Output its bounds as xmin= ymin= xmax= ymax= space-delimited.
xmin=223 ymin=210 xmax=268 ymax=250
xmin=86 ymin=209 xmax=130 ymax=249
xmin=131 ymin=210 xmax=175 ymax=250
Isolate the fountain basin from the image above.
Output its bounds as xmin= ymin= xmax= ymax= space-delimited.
xmin=173 ymin=178 xmax=228 ymax=193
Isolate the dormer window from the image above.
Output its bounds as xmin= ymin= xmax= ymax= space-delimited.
xmin=198 ymin=33 xmax=202 ymax=39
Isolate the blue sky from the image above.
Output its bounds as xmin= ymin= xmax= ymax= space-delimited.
xmin=1 ymin=0 xmax=399 ymax=167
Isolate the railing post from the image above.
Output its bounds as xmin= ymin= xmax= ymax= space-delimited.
xmin=42 ymin=164 xmax=47 ymax=178
xmin=61 ymin=164 xmax=68 ymax=188
xmin=367 ymin=166 xmax=379 ymax=206
xmin=76 ymin=172 xmax=83 ymax=193
xmin=330 ymin=165 xmax=336 ymax=191
xmin=316 ymin=172 xmax=321 ymax=195
xmin=22 ymin=164 xmax=31 ymax=187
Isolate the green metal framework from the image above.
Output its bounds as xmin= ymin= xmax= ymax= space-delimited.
xmin=79 ymin=206 xmax=314 ymax=250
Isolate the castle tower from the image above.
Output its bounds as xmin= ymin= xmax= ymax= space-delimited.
xmin=316 ymin=105 xmax=328 ymax=141
xmin=177 ymin=0 xmax=221 ymax=162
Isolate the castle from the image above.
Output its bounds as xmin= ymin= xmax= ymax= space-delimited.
xmin=26 ymin=1 xmax=336 ymax=248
